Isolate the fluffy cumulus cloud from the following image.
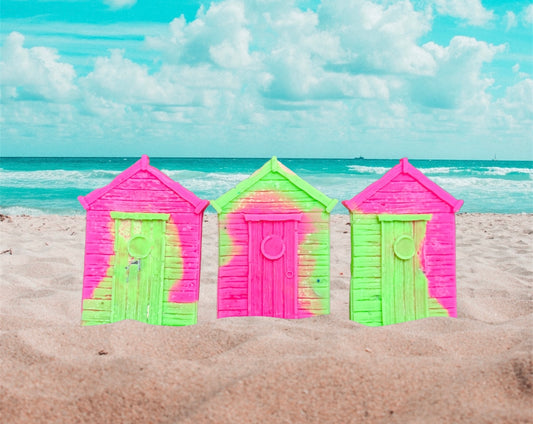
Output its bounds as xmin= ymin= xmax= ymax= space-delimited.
xmin=432 ymin=0 xmax=494 ymax=26
xmin=319 ymin=0 xmax=435 ymax=76
xmin=1 ymin=32 xmax=78 ymax=102
xmin=411 ymin=36 xmax=505 ymax=109
xmin=498 ymin=78 xmax=533 ymax=121
xmin=146 ymin=0 xmax=252 ymax=69
xmin=1 ymin=0 xmax=530 ymax=157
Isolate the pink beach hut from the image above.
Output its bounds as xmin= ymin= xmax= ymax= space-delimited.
xmin=78 ymin=155 xmax=209 ymax=326
xmin=211 ymin=157 xmax=337 ymax=319
xmin=342 ymin=158 xmax=463 ymax=326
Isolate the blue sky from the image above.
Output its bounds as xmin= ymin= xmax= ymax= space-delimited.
xmin=1 ymin=0 xmax=532 ymax=159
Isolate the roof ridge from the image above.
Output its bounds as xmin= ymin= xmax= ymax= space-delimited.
xmin=343 ymin=158 xmax=463 ymax=212
xmin=211 ymin=156 xmax=337 ymax=213
xmin=78 ymin=155 xmax=209 ymax=213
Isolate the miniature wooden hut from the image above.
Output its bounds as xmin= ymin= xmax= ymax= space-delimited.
xmin=78 ymin=155 xmax=209 ymax=326
xmin=342 ymin=158 xmax=463 ymax=326
xmin=211 ymin=157 xmax=337 ymax=319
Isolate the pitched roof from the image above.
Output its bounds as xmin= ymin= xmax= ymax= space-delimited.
xmin=78 ymin=155 xmax=209 ymax=214
xmin=342 ymin=158 xmax=463 ymax=212
xmin=210 ymin=156 xmax=338 ymax=213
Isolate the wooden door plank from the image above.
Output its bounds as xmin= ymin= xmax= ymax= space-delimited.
xmin=413 ymin=220 xmax=429 ymax=319
xmin=381 ymin=221 xmax=395 ymax=326
xmin=272 ymin=220 xmax=284 ymax=318
xmin=152 ymin=219 xmax=166 ymax=325
xmin=262 ymin=220 xmax=273 ymax=317
xmin=112 ymin=219 xmax=130 ymax=322
xmin=248 ymin=221 xmax=263 ymax=316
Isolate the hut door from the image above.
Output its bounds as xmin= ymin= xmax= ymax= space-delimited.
xmin=244 ymin=213 xmax=302 ymax=318
xmin=110 ymin=212 xmax=169 ymax=325
xmin=378 ymin=214 xmax=432 ymax=325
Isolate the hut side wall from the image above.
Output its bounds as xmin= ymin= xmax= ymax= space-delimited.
xmin=350 ymin=173 xmax=457 ymax=324
xmin=217 ymin=175 xmax=331 ymax=318
xmin=81 ymin=170 xmax=203 ymax=326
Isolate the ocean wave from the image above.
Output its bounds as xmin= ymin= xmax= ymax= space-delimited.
xmin=347 ymin=165 xmax=391 ymax=174
xmin=0 ymin=205 xmax=49 ymax=216
xmin=163 ymin=170 xmax=253 ymax=192
xmin=431 ymin=176 xmax=533 ymax=192
xmin=347 ymin=164 xmax=532 ymax=179
xmin=475 ymin=167 xmax=533 ymax=178
xmin=0 ymin=169 xmax=121 ymax=189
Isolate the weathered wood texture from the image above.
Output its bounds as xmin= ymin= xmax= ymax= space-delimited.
xmin=213 ymin=157 xmax=337 ymax=319
xmin=79 ymin=156 xmax=208 ymax=326
xmin=344 ymin=158 xmax=462 ymax=326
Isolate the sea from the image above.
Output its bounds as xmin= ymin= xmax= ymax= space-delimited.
xmin=0 ymin=157 xmax=532 ymax=215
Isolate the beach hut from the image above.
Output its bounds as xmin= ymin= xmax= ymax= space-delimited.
xmin=78 ymin=155 xmax=209 ymax=326
xmin=211 ymin=157 xmax=337 ymax=319
xmin=342 ymin=158 xmax=463 ymax=326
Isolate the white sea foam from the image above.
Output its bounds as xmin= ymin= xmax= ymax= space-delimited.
xmin=163 ymin=170 xmax=253 ymax=193
xmin=0 ymin=169 xmax=120 ymax=189
xmin=479 ymin=167 xmax=533 ymax=177
xmin=0 ymin=206 xmax=48 ymax=216
xmin=347 ymin=165 xmax=390 ymax=174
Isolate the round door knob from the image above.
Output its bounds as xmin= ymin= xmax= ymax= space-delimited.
xmin=394 ymin=235 xmax=415 ymax=260
xmin=261 ymin=235 xmax=285 ymax=260
xmin=127 ymin=236 xmax=152 ymax=259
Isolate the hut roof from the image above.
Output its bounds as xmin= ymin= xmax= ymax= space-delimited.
xmin=78 ymin=155 xmax=209 ymax=213
xmin=342 ymin=158 xmax=463 ymax=212
xmin=210 ymin=156 xmax=338 ymax=213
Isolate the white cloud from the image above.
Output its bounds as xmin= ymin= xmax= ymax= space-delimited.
xmin=2 ymin=0 xmax=531 ymax=159
xmin=0 ymin=32 xmax=78 ymax=102
xmin=146 ymin=0 xmax=252 ymax=69
xmin=433 ymin=0 xmax=494 ymax=26
xmin=103 ymin=0 xmax=136 ymax=11
xmin=504 ymin=11 xmax=517 ymax=31
xmin=523 ymin=4 xmax=533 ymax=24
xmin=411 ymin=36 xmax=504 ymax=109
xmin=81 ymin=49 xmax=166 ymax=105
xmin=498 ymin=78 xmax=533 ymax=121
xmin=318 ymin=0 xmax=436 ymax=76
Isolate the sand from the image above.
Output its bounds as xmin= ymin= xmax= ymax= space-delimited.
xmin=0 ymin=213 xmax=532 ymax=423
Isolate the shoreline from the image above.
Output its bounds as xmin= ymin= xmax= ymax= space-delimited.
xmin=2 ymin=211 xmax=532 ymax=217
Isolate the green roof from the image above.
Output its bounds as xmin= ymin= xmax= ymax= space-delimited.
xmin=211 ymin=156 xmax=337 ymax=213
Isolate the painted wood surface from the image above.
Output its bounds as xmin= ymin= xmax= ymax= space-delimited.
xmin=79 ymin=155 xmax=208 ymax=326
xmin=343 ymin=158 xmax=463 ymax=326
xmin=246 ymin=214 xmax=300 ymax=318
xmin=212 ymin=157 xmax=337 ymax=319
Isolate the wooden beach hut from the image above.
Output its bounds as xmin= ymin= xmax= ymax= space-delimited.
xmin=211 ymin=157 xmax=337 ymax=319
xmin=342 ymin=158 xmax=463 ymax=326
xmin=78 ymin=155 xmax=209 ymax=326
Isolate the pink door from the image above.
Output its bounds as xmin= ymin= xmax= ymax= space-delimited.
xmin=244 ymin=213 xmax=302 ymax=318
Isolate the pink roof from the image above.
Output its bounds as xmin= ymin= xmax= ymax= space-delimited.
xmin=342 ymin=158 xmax=464 ymax=213
xmin=78 ymin=155 xmax=209 ymax=213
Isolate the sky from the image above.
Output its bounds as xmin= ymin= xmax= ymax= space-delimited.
xmin=1 ymin=0 xmax=532 ymax=159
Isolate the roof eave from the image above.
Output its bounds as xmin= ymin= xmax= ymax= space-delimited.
xmin=79 ymin=155 xmax=209 ymax=212
xmin=342 ymin=158 xmax=463 ymax=213
xmin=212 ymin=156 xmax=337 ymax=213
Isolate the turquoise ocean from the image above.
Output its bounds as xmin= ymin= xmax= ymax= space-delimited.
xmin=0 ymin=157 xmax=532 ymax=215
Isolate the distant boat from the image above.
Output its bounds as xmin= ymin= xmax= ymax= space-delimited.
xmin=353 ymin=156 xmax=365 ymax=160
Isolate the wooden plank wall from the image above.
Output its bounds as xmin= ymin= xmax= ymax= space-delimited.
xmin=217 ymin=176 xmax=331 ymax=318
xmin=350 ymin=173 xmax=457 ymax=324
xmin=81 ymin=172 xmax=202 ymax=326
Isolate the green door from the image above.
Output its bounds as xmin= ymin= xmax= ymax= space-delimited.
xmin=110 ymin=212 xmax=169 ymax=325
xmin=379 ymin=214 xmax=431 ymax=325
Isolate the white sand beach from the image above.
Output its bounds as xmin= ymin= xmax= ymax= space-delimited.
xmin=0 ymin=213 xmax=532 ymax=423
